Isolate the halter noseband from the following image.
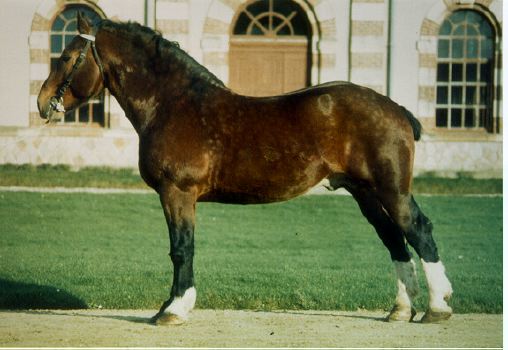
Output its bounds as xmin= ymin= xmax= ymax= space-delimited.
xmin=48 ymin=33 xmax=105 ymax=116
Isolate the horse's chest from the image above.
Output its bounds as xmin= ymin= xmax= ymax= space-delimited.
xmin=139 ymin=133 xmax=212 ymax=190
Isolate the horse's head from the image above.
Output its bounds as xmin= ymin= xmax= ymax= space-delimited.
xmin=38 ymin=12 xmax=105 ymax=122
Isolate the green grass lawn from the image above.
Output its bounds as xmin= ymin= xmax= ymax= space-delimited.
xmin=0 ymin=164 xmax=148 ymax=189
xmin=0 ymin=164 xmax=502 ymax=194
xmin=0 ymin=191 xmax=502 ymax=313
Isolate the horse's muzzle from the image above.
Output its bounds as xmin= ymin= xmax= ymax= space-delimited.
xmin=38 ymin=97 xmax=64 ymax=123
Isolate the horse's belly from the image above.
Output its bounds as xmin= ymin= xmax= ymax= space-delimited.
xmin=203 ymin=157 xmax=329 ymax=204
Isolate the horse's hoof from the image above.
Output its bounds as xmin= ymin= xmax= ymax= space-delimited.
xmin=150 ymin=313 xmax=186 ymax=326
xmin=420 ymin=309 xmax=452 ymax=323
xmin=385 ymin=305 xmax=417 ymax=322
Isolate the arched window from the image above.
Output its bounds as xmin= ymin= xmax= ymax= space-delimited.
xmin=233 ymin=0 xmax=310 ymax=37
xmin=50 ymin=5 xmax=106 ymax=127
xmin=229 ymin=0 xmax=311 ymax=96
xmin=435 ymin=10 xmax=495 ymax=131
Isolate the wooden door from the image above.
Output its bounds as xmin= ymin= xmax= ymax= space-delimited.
xmin=229 ymin=40 xmax=308 ymax=97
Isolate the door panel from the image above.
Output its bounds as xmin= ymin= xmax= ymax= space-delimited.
xmin=229 ymin=40 xmax=308 ymax=97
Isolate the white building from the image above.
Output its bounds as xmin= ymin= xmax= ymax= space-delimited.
xmin=0 ymin=0 xmax=503 ymax=176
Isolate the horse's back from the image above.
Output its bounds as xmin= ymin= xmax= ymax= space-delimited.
xmin=235 ymin=81 xmax=417 ymax=175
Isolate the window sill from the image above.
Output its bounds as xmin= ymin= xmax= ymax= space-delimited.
xmin=0 ymin=126 xmax=136 ymax=138
xmin=421 ymin=128 xmax=502 ymax=142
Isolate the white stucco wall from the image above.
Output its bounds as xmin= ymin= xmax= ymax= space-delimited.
xmin=330 ymin=0 xmax=350 ymax=83
xmin=189 ymin=0 xmax=213 ymax=63
xmin=390 ymin=0 xmax=432 ymax=112
xmin=0 ymin=0 xmax=39 ymax=127
xmin=97 ymin=0 xmax=145 ymax=22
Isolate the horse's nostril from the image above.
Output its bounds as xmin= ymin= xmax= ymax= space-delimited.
xmin=39 ymin=103 xmax=48 ymax=119
xmin=37 ymin=94 xmax=49 ymax=119
xmin=38 ymin=100 xmax=53 ymax=120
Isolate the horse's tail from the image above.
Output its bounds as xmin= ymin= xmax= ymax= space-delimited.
xmin=400 ymin=106 xmax=422 ymax=141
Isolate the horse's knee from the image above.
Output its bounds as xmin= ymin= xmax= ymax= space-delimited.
xmin=170 ymin=249 xmax=194 ymax=265
xmin=170 ymin=236 xmax=194 ymax=263
xmin=169 ymin=223 xmax=195 ymax=264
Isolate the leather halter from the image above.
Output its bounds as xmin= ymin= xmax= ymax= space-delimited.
xmin=48 ymin=33 xmax=105 ymax=116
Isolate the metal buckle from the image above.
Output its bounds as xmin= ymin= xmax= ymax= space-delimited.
xmin=49 ymin=96 xmax=65 ymax=113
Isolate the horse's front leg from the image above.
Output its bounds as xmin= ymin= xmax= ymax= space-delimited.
xmin=151 ymin=184 xmax=197 ymax=325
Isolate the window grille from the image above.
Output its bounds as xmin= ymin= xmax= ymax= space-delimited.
xmin=233 ymin=0 xmax=309 ymax=37
xmin=435 ymin=10 xmax=495 ymax=131
xmin=50 ymin=6 xmax=106 ymax=127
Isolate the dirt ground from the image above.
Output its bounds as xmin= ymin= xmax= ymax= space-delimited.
xmin=0 ymin=309 xmax=502 ymax=348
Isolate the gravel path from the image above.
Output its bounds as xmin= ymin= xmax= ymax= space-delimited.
xmin=0 ymin=309 xmax=502 ymax=348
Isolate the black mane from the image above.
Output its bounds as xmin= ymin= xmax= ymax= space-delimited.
xmin=98 ymin=19 xmax=225 ymax=87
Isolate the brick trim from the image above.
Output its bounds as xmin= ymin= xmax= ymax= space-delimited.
xmin=156 ymin=19 xmax=189 ymax=34
xmin=202 ymin=0 xmax=337 ymax=86
xmin=351 ymin=20 xmax=384 ymax=36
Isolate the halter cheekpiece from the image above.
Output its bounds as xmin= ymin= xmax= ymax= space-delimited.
xmin=79 ymin=34 xmax=96 ymax=42
xmin=48 ymin=33 xmax=105 ymax=117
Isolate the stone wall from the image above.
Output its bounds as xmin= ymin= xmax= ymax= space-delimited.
xmin=0 ymin=128 xmax=502 ymax=177
xmin=414 ymin=137 xmax=502 ymax=178
xmin=0 ymin=128 xmax=138 ymax=169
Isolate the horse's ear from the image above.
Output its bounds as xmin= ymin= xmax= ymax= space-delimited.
xmin=77 ymin=11 xmax=92 ymax=35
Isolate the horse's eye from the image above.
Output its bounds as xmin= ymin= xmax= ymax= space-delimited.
xmin=61 ymin=56 xmax=71 ymax=62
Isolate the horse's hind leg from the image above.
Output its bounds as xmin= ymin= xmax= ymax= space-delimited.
xmin=406 ymin=196 xmax=453 ymax=322
xmin=380 ymin=192 xmax=453 ymax=323
xmin=344 ymin=181 xmax=418 ymax=322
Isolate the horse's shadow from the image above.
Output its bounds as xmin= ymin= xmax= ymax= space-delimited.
xmin=259 ymin=310 xmax=388 ymax=323
xmin=340 ymin=313 xmax=388 ymax=322
xmin=101 ymin=314 xmax=152 ymax=324
xmin=0 ymin=278 xmax=154 ymax=325
xmin=24 ymin=310 xmax=153 ymax=325
xmin=0 ymin=278 xmax=87 ymax=309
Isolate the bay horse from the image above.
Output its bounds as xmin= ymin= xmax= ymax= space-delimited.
xmin=37 ymin=13 xmax=452 ymax=325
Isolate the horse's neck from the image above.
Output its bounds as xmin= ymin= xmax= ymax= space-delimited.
xmin=102 ymin=57 xmax=156 ymax=133
xmin=102 ymin=35 xmax=224 ymax=134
